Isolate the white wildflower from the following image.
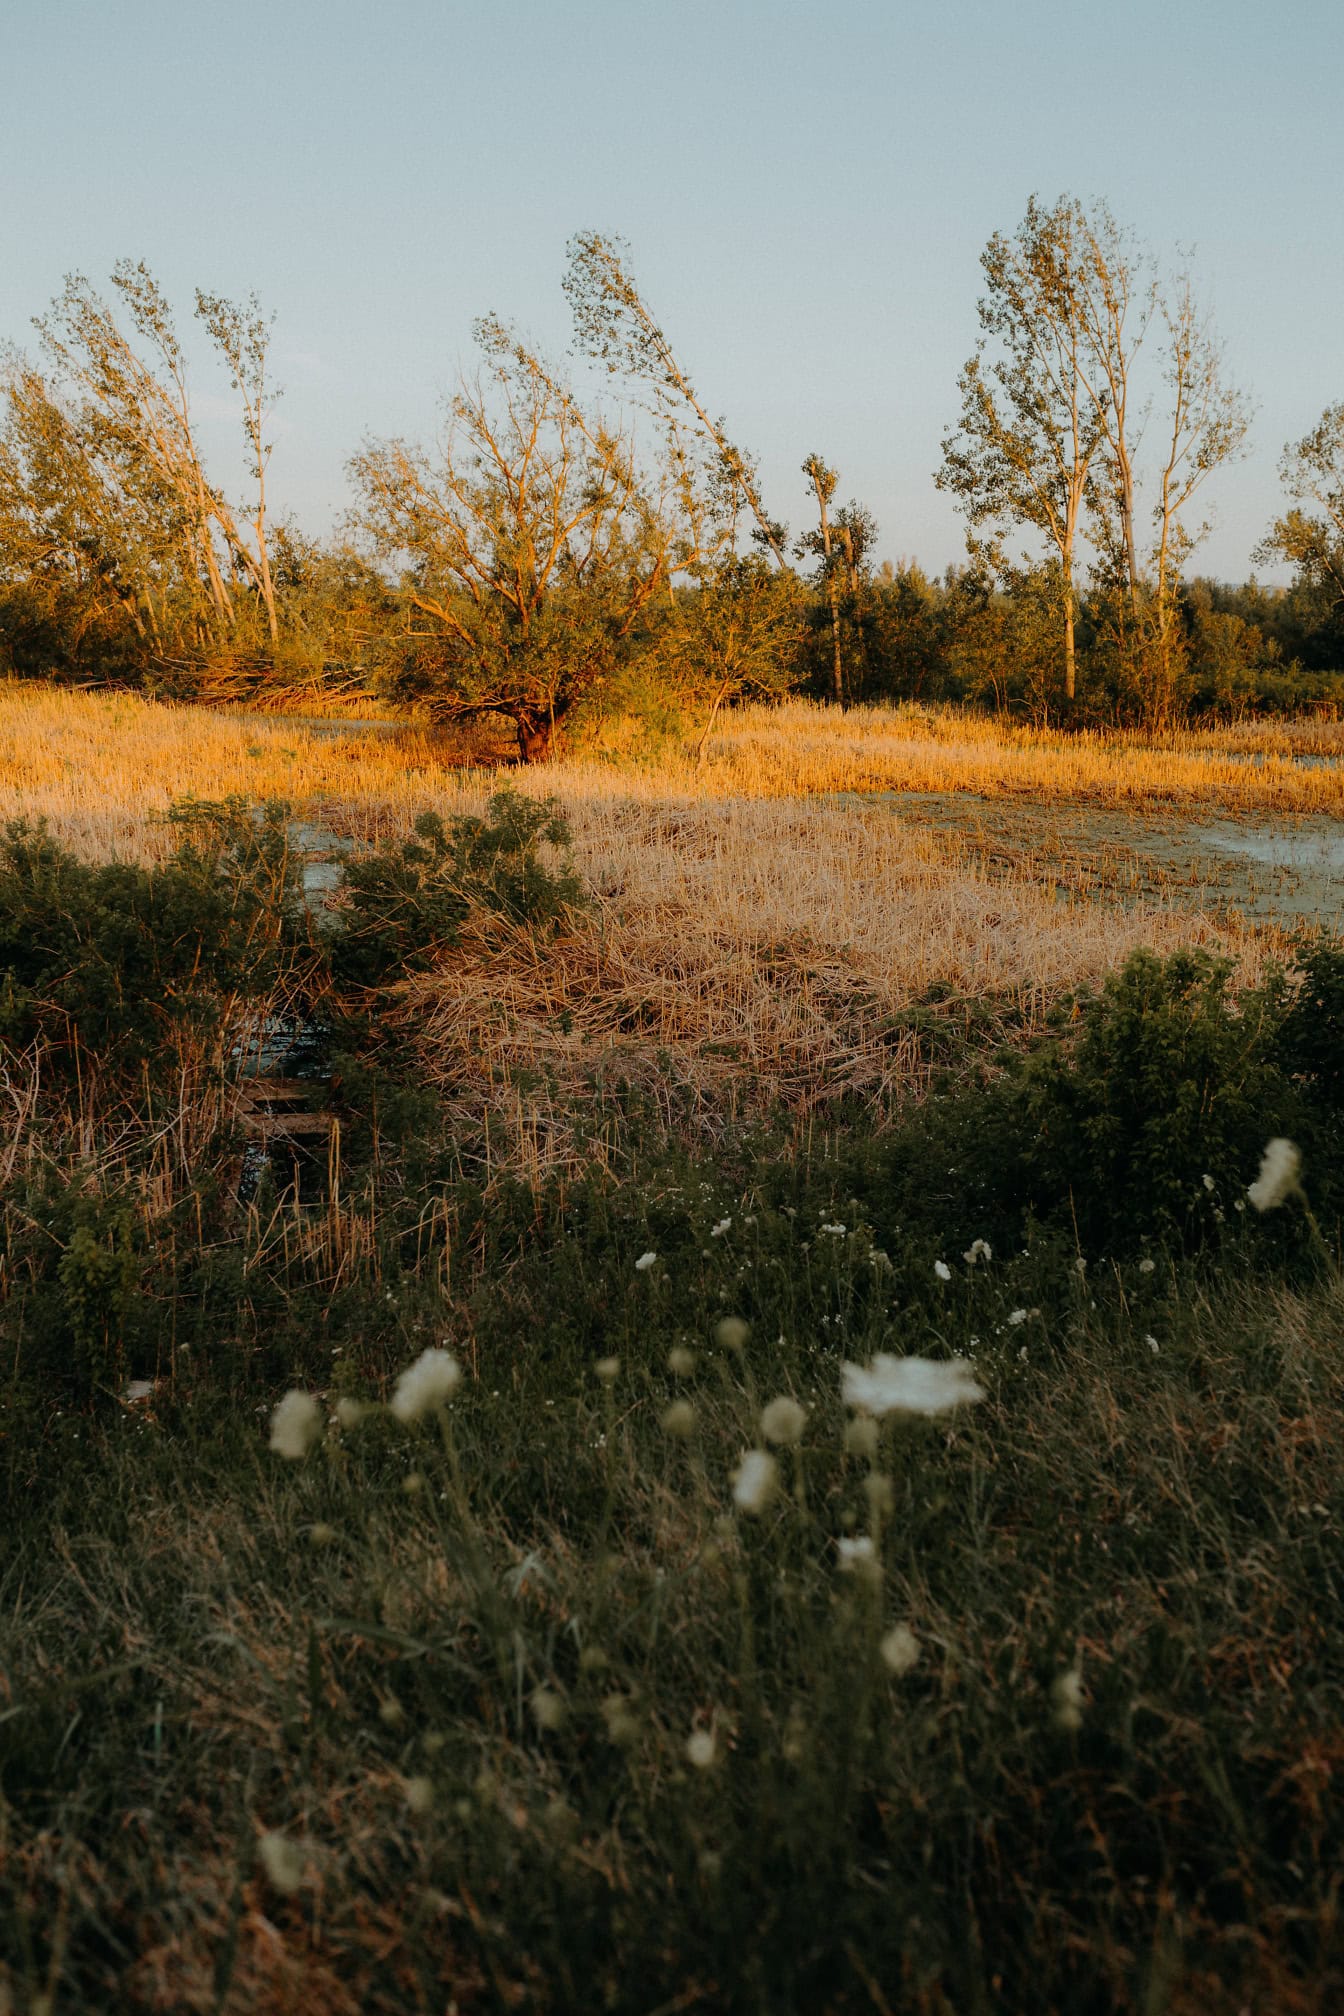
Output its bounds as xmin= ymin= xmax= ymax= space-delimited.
xmin=840 ymin=1353 xmax=985 ymax=1419
xmin=732 ymin=1448 xmax=779 ymax=1515
xmin=963 ymin=1239 xmax=992 ymax=1266
xmin=1051 ymin=1663 xmax=1085 ymax=1732
xmin=1202 ymin=1173 xmax=1216 ymax=1193
xmin=863 ymin=1473 xmax=894 ymax=1519
xmin=258 ymin=1830 xmax=306 ymax=1893
xmin=389 ymin=1347 xmax=462 ymax=1423
xmin=711 ymin=1218 xmax=732 ymax=1238
xmin=1007 ymin=1308 xmax=1029 ymax=1326
xmin=1138 ymin=1258 xmax=1156 ymax=1276
xmin=879 ymin=1623 xmax=921 ymax=1676
xmin=715 ymin=1316 xmax=750 ymax=1352
xmin=844 ymin=1415 xmax=880 ymax=1459
xmin=667 ymin=1344 xmax=697 ymax=1376
xmin=401 ymin=1471 xmax=425 ymax=1495
xmin=404 ymin=1775 xmax=435 ymax=1815
xmin=334 ymin=1397 xmax=366 ymax=1429
xmin=933 ymin=1259 xmax=952 ymax=1282
xmin=760 ymin=1395 xmax=808 ymax=1445
xmin=635 ymin=1250 xmax=658 ymax=1272
xmin=531 ymin=1687 xmax=566 ymax=1732
xmin=1247 ymin=1137 xmax=1301 ymax=1213
xmin=819 ymin=1222 xmax=847 ymax=1237
xmin=661 ymin=1399 xmax=697 ymax=1439
xmin=1146 ymin=1335 xmax=1160 ymax=1355
xmin=593 ymin=1356 xmax=621 ymax=1384
xmin=269 ymin=1390 xmax=322 ymax=1461
xmin=1074 ymin=1256 xmax=1087 ymax=1275
xmin=836 ymin=1534 xmax=879 ymax=1581
xmin=685 ymin=1727 xmax=717 ymax=1770
xmin=122 ymin=1379 xmax=155 ymax=1404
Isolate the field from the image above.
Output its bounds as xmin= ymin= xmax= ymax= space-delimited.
xmin=3 ymin=686 xmax=1343 ymax=2013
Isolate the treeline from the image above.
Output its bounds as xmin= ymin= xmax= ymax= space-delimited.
xmin=1 ymin=214 xmax=1341 ymax=752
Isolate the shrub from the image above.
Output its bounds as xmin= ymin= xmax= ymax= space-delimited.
xmin=326 ymin=789 xmax=583 ymax=986
xmin=0 ymin=799 xmax=305 ymax=1068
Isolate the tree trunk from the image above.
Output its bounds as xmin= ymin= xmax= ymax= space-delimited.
xmin=1064 ymin=598 xmax=1076 ymax=702
xmin=516 ymin=712 xmax=554 ymax=763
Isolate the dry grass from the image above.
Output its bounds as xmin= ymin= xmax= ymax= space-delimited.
xmin=4 ymin=687 xmax=1344 ymax=859
xmin=1 ymin=683 xmax=1299 ymax=1170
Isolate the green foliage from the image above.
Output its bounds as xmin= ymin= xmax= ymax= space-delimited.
xmin=1008 ymin=949 xmax=1292 ymax=1245
xmin=0 ymin=798 xmax=303 ymax=1066
xmin=327 ymin=790 xmax=583 ymax=986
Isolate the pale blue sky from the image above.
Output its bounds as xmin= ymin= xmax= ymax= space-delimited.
xmin=3 ymin=0 xmax=1341 ymax=581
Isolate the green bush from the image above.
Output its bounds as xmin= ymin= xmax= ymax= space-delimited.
xmin=0 ymin=798 xmax=305 ymax=1067
xmin=326 ymin=789 xmax=583 ymax=986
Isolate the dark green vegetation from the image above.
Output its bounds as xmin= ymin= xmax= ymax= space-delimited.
xmin=2 ymin=810 xmax=1344 ymax=2011
xmin=2 ymin=227 xmax=1341 ymax=744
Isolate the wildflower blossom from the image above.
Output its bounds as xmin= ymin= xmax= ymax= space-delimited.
xmin=667 ymin=1344 xmax=697 ymax=1376
xmin=389 ymin=1347 xmax=462 ymax=1423
xmin=933 ymin=1259 xmax=952 ymax=1282
xmin=258 ymin=1831 xmax=306 ymax=1893
xmin=593 ymin=1356 xmax=621 ymax=1384
xmin=1138 ymin=1258 xmax=1156 ymax=1275
xmin=963 ymin=1239 xmax=992 ymax=1266
xmin=404 ymin=1776 xmax=435 ymax=1815
xmin=732 ymin=1448 xmax=779 ymax=1514
xmin=819 ymin=1222 xmax=847 ymax=1237
xmin=269 ymin=1390 xmax=322 ymax=1461
xmin=760 ymin=1395 xmax=808 ymax=1445
xmin=711 ymin=1217 xmax=732 ymax=1238
xmin=844 ymin=1416 xmax=880 ymax=1459
xmin=863 ymin=1473 xmax=894 ymax=1519
xmin=307 ymin=1522 xmax=338 ymax=1547
xmin=634 ymin=1250 xmax=658 ymax=1272
xmin=1007 ymin=1308 xmax=1029 ymax=1326
xmin=1146 ymin=1335 xmax=1160 ymax=1354
xmin=836 ymin=1534 xmax=879 ymax=1580
xmin=123 ymin=1379 xmax=155 ymax=1404
xmin=1202 ymin=1173 xmax=1216 ymax=1192
xmin=1248 ymin=1137 xmax=1301 ymax=1212
xmin=716 ymin=1316 xmax=750 ymax=1352
xmin=685 ymin=1727 xmax=717 ymax=1769
xmin=531 ymin=1687 xmax=566 ymax=1732
xmin=879 ymin=1623 xmax=921 ymax=1676
xmin=661 ymin=1399 xmax=697 ymax=1439
xmin=1051 ymin=1663 xmax=1085 ymax=1732
xmin=840 ymin=1353 xmax=985 ymax=1419
xmin=335 ymin=1397 xmax=366 ymax=1429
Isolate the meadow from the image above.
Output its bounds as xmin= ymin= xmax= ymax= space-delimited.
xmin=2 ymin=686 xmax=1343 ymax=2014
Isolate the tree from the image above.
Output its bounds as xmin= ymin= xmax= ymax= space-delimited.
xmin=564 ymin=231 xmax=787 ymax=568
xmin=799 ymin=454 xmax=843 ymax=702
xmin=667 ymin=555 xmax=803 ymax=760
xmin=195 ymin=290 xmax=281 ymax=644
xmin=937 ymin=196 xmax=1107 ymax=702
xmin=351 ymin=318 xmax=671 ymax=761
xmin=939 ymin=196 xmax=1251 ymax=720
xmin=1 ymin=263 xmax=285 ymax=669
xmin=1255 ymin=402 xmax=1344 ymax=616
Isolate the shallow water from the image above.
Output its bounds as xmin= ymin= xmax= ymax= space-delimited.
xmin=841 ymin=791 xmax=1344 ymax=929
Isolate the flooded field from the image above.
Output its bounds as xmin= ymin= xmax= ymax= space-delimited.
xmin=851 ymin=792 xmax=1344 ymax=929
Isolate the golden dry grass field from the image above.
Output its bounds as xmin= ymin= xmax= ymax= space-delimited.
xmin=5 ymin=683 xmax=1340 ymax=1174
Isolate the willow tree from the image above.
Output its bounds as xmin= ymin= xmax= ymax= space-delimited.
xmin=1255 ymin=402 xmax=1344 ymax=615
xmin=936 ymin=196 xmax=1107 ymax=703
xmin=564 ymin=231 xmax=787 ymax=569
xmin=1 ymin=263 xmax=283 ymax=666
xmin=351 ymin=318 xmax=674 ymax=761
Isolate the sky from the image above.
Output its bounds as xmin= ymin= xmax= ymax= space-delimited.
xmin=2 ymin=0 xmax=1341 ymax=584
